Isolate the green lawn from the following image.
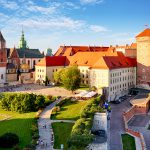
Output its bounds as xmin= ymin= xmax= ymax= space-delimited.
xmin=121 ymin=134 xmax=136 ymax=150
xmin=0 ymin=108 xmax=36 ymax=150
xmin=52 ymin=122 xmax=74 ymax=150
xmin=52 ymin=100 xmax=90 ymax=120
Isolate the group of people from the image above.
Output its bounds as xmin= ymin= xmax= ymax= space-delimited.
xmin=36 ymin=139 xmax=47 ymax=148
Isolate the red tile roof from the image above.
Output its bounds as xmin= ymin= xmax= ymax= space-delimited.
xmin=136 ymin=28 xmax=150 ymax=37
xmin=37 ymin=46 xmax=136 ymax=69
xmin=54 ymin=46 xmax=109 ymax=56
xmin=36 ymin=56 xmax=66 ymax=66
xmin=68 ymin=51 xmax=136 ymax=69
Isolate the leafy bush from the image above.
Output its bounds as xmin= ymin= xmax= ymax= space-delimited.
xmin=68 ymin=95 xmax=104 ymax=149
xmin=0 ymin=93 xmax=56 ymax=113
xmin=0 ymin=133 xmax=19 ymax=148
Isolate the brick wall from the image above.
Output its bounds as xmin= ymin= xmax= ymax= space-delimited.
xmin=123 ymin=106 xmax=147 ymax=150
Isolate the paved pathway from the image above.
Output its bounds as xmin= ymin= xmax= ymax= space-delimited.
xmin=51 ymin=120 xmax=75 ymax=123
xmin=109 ymin=97 xmax=132 ymax=150
xmin=36 ymin=99 xmax=61 ymax=150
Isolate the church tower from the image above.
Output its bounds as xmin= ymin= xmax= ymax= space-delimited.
xmin=0 ymin=31 xmax=7 ymax=84
xmin=18 ymin=30 xmax=27 ymax=50
xmin=136 ymin=28 xmax=150 ymax=89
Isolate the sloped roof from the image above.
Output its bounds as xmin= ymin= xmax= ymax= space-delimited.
xmin=54 ymin=46 xmax=109 ymax=56
xmin=136 ymin=28 xmax=150 ymax=37
xmin=36 ymin=56 xmax=66 ymax=67
xmin=68 ymin=51 xmax=136 ymax=69
xmin=16 ymin=48 xmax=44 ymax=58
xmin=0 ymin=31 xmax=5 ymax=42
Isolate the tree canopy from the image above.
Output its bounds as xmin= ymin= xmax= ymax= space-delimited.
xmin=54 ymin=66 xmax=81 ymax=92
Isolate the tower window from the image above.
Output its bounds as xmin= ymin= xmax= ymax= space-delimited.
xmin=1 ymin=74 xmax=3 ymax=79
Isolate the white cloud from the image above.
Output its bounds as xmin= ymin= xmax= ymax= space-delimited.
xmin=16 ymin=16 xmax=85 ymax=31
xmin=0 ymin=0 xmax=19 ymax=10
xmin=26 ymin=5 xmax=56 ymax=15
xmin=90 ymin=25 xmax=108 ymax=32
xmin=80 ymin=0 xmax=104 ymax=5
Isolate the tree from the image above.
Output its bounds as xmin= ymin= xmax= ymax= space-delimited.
xmin=61 ymin=66 xmax=81 ymax=92
xmin=53 ymin=69 xmax=65 ymax=84
xmin=0 ymin=133 xmax=19 ymax=148
xmin=44 ymin=76 xmax=49 ymax=86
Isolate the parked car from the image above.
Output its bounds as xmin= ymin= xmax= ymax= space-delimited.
xmin=91 ymin=130 xmax=106 ymax=137
xmin=119 ymin=96 xmax=126 ymax=101
xmin=111 ymin=99 xmax=121 ymax=104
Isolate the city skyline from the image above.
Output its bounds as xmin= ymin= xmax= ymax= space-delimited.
xmin=0 ymin=0 xmax=150 ymax=53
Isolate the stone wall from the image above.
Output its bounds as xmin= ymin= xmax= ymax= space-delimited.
xmin=123 ymin=106 xmax=147 ymax=150
xmin=6 ymin=73 xmax=17 ymax=82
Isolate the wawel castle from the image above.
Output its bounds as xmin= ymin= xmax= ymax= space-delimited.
xmin=0 ymin=30 xmax=44 ymax=85
xmin=1 ymin=28 xmax=150 ymax=101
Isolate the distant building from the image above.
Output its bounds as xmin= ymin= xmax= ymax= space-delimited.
xmin=0 ymin=30 xmax=44 ymax=84
xmin=136 ymin=28 xmax=150 ymax=90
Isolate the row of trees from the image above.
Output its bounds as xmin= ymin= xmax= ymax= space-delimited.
xmin=68 ymin=96 xmax=105 ymax=149
xmin=54 ymin=66 xmax=81 ymax=92
xmin=0 ymin=93 xmax=55 ymax=113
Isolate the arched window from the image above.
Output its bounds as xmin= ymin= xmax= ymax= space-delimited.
xmin=33 ymin=60 xmax=36 ymax=65
xmin=28 ymin=60 xmax=30 ymax=65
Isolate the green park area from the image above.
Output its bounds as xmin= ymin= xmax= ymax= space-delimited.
xmin=0 ymin=92 xmax=55 ymax=150
xmin=121 ymin=134 xmax=136 ymax=150
xmin=0 ymin=108 xmax=36 ymax=150
xmin=51 ymin=96 xmax=104 ymax=149
xmin=52 ymin=122 xmax=74 ymax=150
xmin=51 ymin=100 xmax=90 ymax=120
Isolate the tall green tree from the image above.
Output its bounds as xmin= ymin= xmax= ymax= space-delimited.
xmin=53 ymin=68 xmax=65 ymax=84
xmin=61 ymin=66 xmax=81 ymax=92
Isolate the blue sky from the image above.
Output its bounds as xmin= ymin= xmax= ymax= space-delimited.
xmin=0 ymin=0 xmax=150 ymax=53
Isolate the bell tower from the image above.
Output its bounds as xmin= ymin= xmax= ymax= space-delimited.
xmin=18 ymin=29 xmax=27 ymax=50
xmin=0 ymin=31 xmax=7 ymax=65
xmin=0 ymin=31 xmax=7 ymax=84
xmin=136 ymin=28 xmax=150 ymax=89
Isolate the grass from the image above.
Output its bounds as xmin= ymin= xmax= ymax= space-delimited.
xmin=52 ymin=100 xmax=90 ymax=120
xmin=121 ymin=134 xmax=136 ymax=150
xmin=79 ymin=84 xmax=89 ymax=90
xmin=52 ymin=122 xmax=74 ymax=150
xmin=0 ymin=108 xmax=36 ymax=150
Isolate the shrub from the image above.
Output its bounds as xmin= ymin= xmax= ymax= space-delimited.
xmin=0 ymin=133 xmax=19 ymax=148
xmin=90 ymin=86 xmax=97 ymax=91
xmin=0 ymin=93 xmax=57 ymax=113
xmin=68 ymin=95 xmax=104 ymax=149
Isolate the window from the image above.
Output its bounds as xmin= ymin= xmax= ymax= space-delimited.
xmin=28 ymin=60 xmax=30 ymax=65
xmin=33 ymin=60 xmax=36 ymax=65
xmin=1 ymin=74 xmax=3 ymax=79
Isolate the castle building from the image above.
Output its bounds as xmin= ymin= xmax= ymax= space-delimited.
xmin=0 ymin=30 xmax=44 ymax=84
xmin=136 ymin=28 xmax=150 ymax=90
xmin=35 ymin=46 xmax=136 ymax=101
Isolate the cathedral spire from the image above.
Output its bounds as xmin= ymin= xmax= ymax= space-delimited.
xmin=18 ymin=29 xmax=28 ymax=50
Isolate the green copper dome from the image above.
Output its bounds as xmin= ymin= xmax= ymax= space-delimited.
xmin=18 ymin=30 xmax=28 ymax=50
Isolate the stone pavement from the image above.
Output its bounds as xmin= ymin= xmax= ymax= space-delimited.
xmin=109 ymin=97 xmax=132 ymax=150
xmin=36 ymin=98 xmax=61 ymax=150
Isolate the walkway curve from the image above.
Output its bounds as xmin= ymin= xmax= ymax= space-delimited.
xmin=36 ymin=98 xmax=61 ymax=150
